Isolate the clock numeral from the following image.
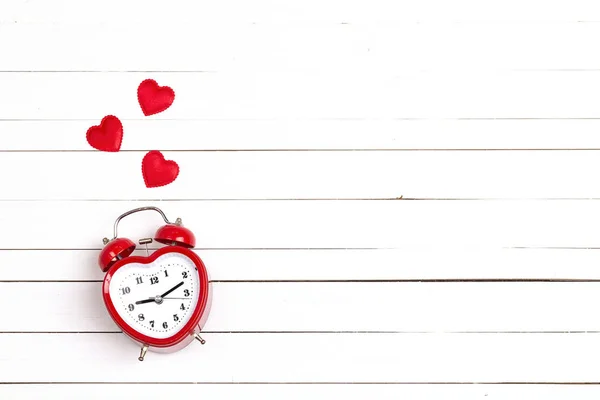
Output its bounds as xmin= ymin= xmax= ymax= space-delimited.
xmin=150 ymin=277 xmax=159 ymax=285
xmin=164 ymin=270 xmax=169 ymax=277
xmin=182 ymin=271 xmax=188 ymax=279
xmin=136 ymin=277 xmax=143 ymax=285
xmin=173 ymin=314 xmax=179 ymax=322
xmin=128 ymin=304 xmax=134 ymax=311
xmin=121 ymin=287 xmax=131 ymax=295
xmin=162 ymin=322 xmax=168 ymax=329
xmin=138 ymin=313 xmax=145 ymax=321
xmin=180 ymin=303 xmax=186 ymax=311
xmin=184 ymin=289 xmax=190 ymax=297
xmin=149 ymin=320 xmax=154 ymax=328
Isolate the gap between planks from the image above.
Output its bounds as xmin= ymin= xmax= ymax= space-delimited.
xmin=5 ymin=117 xmax=600 ymax=121
xmin=3 ymin=331 xmax=600 ymax=334
xmin=23 ymin=244 xmax=600 ymax=249
xmin=5 ymin=198 xmax=600 ymax=202
xmin=6 ymin=149 xmax=600 ymax=152
xmin=4 ymin=279 xmax=600 ymax=283
xmin=6 ymin=69 xmax=600 ymax=72
xmin=6 ymin=382 xmax=600 ymax=385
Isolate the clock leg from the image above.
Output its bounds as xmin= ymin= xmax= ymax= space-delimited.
xmin=194 ymin=333 xmax=206 ymax=344
xmin=138 ymin=344 xmax=149 ymax=361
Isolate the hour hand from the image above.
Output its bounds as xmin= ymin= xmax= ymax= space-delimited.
xmin=160 ymin=281 xmax=184 ymax=298
xmin=135 ymin=298 xmax=155 ymax=305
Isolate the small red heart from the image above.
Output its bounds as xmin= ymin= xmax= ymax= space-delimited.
xmin=137 ymin=79 xmax=175 ymax=116
xmin=86 ymin=115 xmax=123 ymax=152
xmin=142 ymin=150 xmax=179 ymax=188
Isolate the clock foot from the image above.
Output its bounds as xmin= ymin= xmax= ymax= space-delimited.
xmin=194 ymin=333 xmax=206 ymax=344
xmin=138 ymin=345 xmax=149 ymax=361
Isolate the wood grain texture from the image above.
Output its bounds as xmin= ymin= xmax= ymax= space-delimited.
xmin=3 ymin=151 xmax=600 ymax=199
xmin=3 ymin=72 xmax=600 ymax=119
xmin=4 ymin=384 xmax=600 ymax=400
xmin=2 ymin=0 xmax=600 ymax=24
xmin=6 ymin=120 xmax=600 ymax=151
xmin=0 ymin=200 xmax=598 ymax=249
xmin=2 ymin=23 xmax=600 ymax=72
xmin=2 ymin=248 xmax=599 ymax=281
xmin=1 ymin=281 xmax=599 ymax=333
xmin=1 ymin=333 xmax=599 ymax=383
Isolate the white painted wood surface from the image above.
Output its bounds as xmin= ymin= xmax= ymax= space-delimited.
xmin=5 ymin=71 xmax=600 ymax=119
xmin=2 ymin=0 xmax=600 ymax=398
xmin=3 ymin=281 xmax=600 ymax=332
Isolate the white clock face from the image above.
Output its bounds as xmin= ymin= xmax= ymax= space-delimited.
xmin=108 ymin=252 xmax=201 ymax=339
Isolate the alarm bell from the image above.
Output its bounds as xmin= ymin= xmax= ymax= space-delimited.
xmin=154 ymin=218 xmax=196 ymax=248
xmin=98 ymin=237 xmax=136 ymax=272
xmin=98 ymin=207 xmax=195 ymax=272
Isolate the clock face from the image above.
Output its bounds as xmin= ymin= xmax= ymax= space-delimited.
xmin=108 ymin=252 xmax=201 ymax=339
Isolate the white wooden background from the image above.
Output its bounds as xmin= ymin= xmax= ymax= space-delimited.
xmin=3 ymin=0 xmax=600 ymax=398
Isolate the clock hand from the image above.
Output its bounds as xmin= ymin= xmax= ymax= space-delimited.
xmin=135 ymin=298 xmax=156 ymax=305
xmin=160 ymin=281 xmax=184 ymax=298
xmin=134 ymin=282 xmax=185 ymax=305
xmin=162 ymin=297 xmax=192 ymax=300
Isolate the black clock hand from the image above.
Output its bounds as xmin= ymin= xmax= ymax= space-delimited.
xmin=135 ymin=298 xmax=155 ymax=305
xmin=134 ymin=282 xmax=185 ymax=305
xmin=160 ymin=281 xmax=184 ymax=298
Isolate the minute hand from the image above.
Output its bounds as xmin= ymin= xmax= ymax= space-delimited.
xmin=160 ymin=281 xmax=184 ymax=298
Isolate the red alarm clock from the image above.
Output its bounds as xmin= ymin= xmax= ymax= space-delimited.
xmin=97 ymin=206 xmax=211 ymax=361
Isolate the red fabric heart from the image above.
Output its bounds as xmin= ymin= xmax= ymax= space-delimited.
xmin=142 ymin=150 xmax=179 ymax=188
xmin=137 ymin=79 xmax=175 ymax=116
xmin=86 ymin=115 xmax=123 ymax=152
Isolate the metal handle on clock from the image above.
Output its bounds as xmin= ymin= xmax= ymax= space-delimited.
xmin=111 ymin=206 xmax=177 ymax=240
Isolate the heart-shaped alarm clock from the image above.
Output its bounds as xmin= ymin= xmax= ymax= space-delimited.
xmin=97 ymin=207 xmax=211 ymax=361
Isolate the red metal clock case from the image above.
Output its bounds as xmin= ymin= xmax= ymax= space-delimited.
xmin=102 ymin=246 xmax=211 ymax=349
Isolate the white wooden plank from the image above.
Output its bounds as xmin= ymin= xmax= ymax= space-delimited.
xmin=3 ymin=150 xmax=600 ymax=200
xmin=1 ymin=281 xmax=598 ymax=332
xmin=0 ymin=332 xmax=598 ymax=382
xmin=0 ymin=200 xmax=597 ymax=249
xmin=2 ymin=23 xmax=600 ymax=72
xmin=3 ymin=0 xmax=600 ymax=24
xmin=6 ymin=119 xmax=600 ymax=151
xmin=2 ymin=71 xmax=600 ymax=119
xmin=4 ymin=384 xmax=600 ymax=400
xmin=2 ymin=248 xmax=598 ymax=281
